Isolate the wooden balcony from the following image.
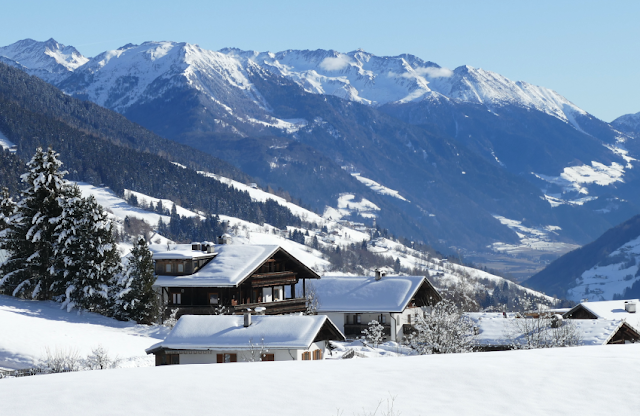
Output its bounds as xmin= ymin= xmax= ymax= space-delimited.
xmin=344 ymin=323 xmax=391 ymax=338
xmin=250 ymin=271 xmax=298 ymax=288
xmin=165 ymin=298 xmax=308 ymax=319
xmin=233 ymin=298 xmax=307 ymax=315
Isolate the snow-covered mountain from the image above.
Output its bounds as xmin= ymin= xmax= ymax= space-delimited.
xmin=225 ymin=48 xmax=587 ymax=127
xmin=0 ymin=38 xmax=87 ymax=84
xmin=3 ymin=38 xmax=640 ymax=264
xmin=0 ymin=39 xmax=594 ymax=136
xmin=612 ymin=111 xmax=640 ymax=139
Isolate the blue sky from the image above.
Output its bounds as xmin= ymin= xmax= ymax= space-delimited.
xmin=2 ymin=0 xmax=638 ymax=121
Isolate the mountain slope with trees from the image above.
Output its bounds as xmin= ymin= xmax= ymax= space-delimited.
xmin=524 ymin=215 xmax=640 ymax=299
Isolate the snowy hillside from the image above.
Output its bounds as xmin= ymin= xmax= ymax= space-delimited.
xmin=0 ymin=294 xmax=168 ymax=370
xmin=74 ymin=178 xmax=555 ymax=310
xmin=2 ymin=344 xmax=639 ymax=415
xmin=566 ymin=234 xmax=640 ymax=302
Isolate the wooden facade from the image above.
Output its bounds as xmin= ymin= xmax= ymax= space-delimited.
xmin=563 ymin=305 xmax=598 ymax=320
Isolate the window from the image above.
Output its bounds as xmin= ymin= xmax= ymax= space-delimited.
xmin=165 ymin=264 xmax=172 ymax=273
xmin=193 ymin=261 xmax=198 ymax=271
xmin=261 ymin=354 xmax=275 ymax=361
xmin=380 ymin=314 xmax=386 ymax=324
xmin=273 ymin=286 xmax=283 ymax=301
xmin=172 ymin=293 xmax=181 ymax=305
xmin=407 ymin=314 xmax=412 ymax=324
xmin=177 ymin=263 xmax=184 ymax=273
xmin=262 ymin=287 xmax=273 ymax=303
xmin=356 ymin=314 xmax=362 ymax=324
xmin=161 ymin=354 xmax=179 ymax=365
xmin=209 ymin=293 xmax=219 ymax=305
xmin=313 ymin=349 xmax=322 ymax=360
xmin=301 ymin=351 xmax=311 ymax=361
xmin=216 ymin=353 xmax=237 ymax=363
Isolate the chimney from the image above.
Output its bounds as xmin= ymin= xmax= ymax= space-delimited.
xmin=375 ymin=269 xmax=382 ymax=281
xmin=244 ymin=310 xmax=252 ymax=327
xmin=625 ymin=302 xmax=637 ymax=313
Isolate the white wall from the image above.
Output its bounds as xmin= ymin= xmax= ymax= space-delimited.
xmin=175 ymin=342 xmax=327 ymax=364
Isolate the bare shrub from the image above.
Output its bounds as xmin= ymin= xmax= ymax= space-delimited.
xmin=39 ymin=347 xmax=82 ymax=373
xmin=84 ymin=345 xmax=121 ymax=370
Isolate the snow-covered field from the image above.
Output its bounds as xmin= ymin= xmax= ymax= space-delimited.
xmin=2 ymin=344 xmax=639 ymax=415
xmin=351 ymin=173 xmax=408 ymax=201
xmin=0 ymin=295 xmax=168 ymax=370
xmin=490 ymin=215 xmax=579 ymax=255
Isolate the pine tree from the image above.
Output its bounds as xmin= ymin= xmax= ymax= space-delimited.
xmin=0 ymin=187 xmax=16 ymax=234
xmin=54 ymin=186 xmax=122 ymax=312
xmin=113 ymin=237 xmax=158 ymax=323
xmin=0 ymin=148 xmax=70 ymax=299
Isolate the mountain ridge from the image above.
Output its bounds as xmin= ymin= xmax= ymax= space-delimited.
xmin=2 ymin=38 xmax=639 ymax=261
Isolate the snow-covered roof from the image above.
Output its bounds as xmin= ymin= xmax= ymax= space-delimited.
xmin=565 ymin=300 xmax=640 ymax=331
xmin=151 ymin=249 xmax=215 ymax=260
xmin=153 ymin=244 xmax=280 ymax=288
xmin=314 ymin=276 xmax=433 ymax=313
xmin=146 ymin=314 xmax=344 ymax=353
xmin=467 ymin=313 xmax=633 ymax=347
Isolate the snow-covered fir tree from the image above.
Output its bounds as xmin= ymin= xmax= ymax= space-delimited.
xmin=113 ymin=236 xmax=158 ymax=324
xmin=361 ymin=320 xmax=385 ymax=347
xmin=0 ymin=148 xmax=70 ymax=299
xmin=0 ymin=187 xmax=16 ymax=234
xmin=54 ymin=185 xmax=121 ymax=313
xmin=406 ymin=299 xmax=476 ymax=354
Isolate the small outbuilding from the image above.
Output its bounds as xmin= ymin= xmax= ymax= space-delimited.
xmin=563 ymin=299 xmax=640 ymax=332
xmin=146 ymin=314 xmax=345 ymax=365
xmin=467 ymin=312 xmax=640 ymax=351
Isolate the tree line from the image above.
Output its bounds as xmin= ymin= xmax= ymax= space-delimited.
xmin=0 ymin=148 xmax=156 ymax=323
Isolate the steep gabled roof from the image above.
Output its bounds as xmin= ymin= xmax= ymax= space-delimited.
xmin=146 ymin=314 xmax=344 ymax=353
xmin=467 ymin=312 xmax=638 ymax=348
xmin=564 ymin=299 xmax=640 ymax=332
xmin=152 ymin=244 xmax=320 ymax=288
xmin=314 ymin=276 xmax=440 ymax=313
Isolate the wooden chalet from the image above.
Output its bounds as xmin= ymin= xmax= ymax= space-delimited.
xmin=314 ymin=273 xmax=442 ymax=342
xmin=151 ymin=243 xmax=321 ymax=318
xmin=146 ymin=314 xmax=345 ymax=365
